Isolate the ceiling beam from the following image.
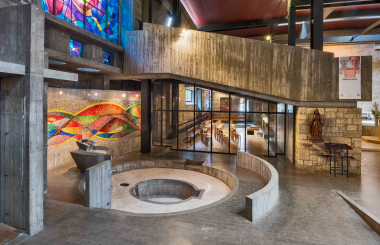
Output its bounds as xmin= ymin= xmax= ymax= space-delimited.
xmin=296 ymin=8 xmax=334 ymax=39
xmin=296 ymin=0 xmax=380 ymax=10
xmin=197 ymin=8 xmax=380 ymax=32
xmin=274 ymin=34 xmax=380 ymax=45
xmin=351 ymin=19 xmax=380 ymax=40
xmin=295 ymin=0 xmax=379 ymax=7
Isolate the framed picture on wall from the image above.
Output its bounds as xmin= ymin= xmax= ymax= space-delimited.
xmin=220 ymin=98 xmax=229 ymax=111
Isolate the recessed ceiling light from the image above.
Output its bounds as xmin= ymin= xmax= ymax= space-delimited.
xmin=49 ymin=60 xmax=66 ymax=65
xmin=59 ymin=91 xmax=63 ymax=94
xmin=77 ymin=68 xmax=100 ymax=72
xmin=122 ymin=94 xmax=126 ymax=98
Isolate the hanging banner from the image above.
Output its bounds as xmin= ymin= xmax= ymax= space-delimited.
xmin=339 ymin=56 xmax=361 ymax=99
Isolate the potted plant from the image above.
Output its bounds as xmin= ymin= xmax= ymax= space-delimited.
xmin=371 ymin=102 xmax=380 ymax=126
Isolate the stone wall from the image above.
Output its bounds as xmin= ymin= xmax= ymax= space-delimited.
xmin=47 ymin=88 xmax=141 ymax=170
xmin=295 ymin=107 xmax=362 ymax=174
xmin=323 ymin=44 xmax=379 ymax=114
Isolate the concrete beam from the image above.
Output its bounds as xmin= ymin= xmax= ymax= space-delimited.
xmin=43 ymin=69 xmax=78 ymax=82
xmin=0 ymin=61 xmax=25 ymax=76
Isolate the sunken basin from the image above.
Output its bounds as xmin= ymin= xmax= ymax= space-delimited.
xmin=70 ymin=139 xmax=114 ymax=173
xmin=130 ymin=179 xmax=203 ymax=204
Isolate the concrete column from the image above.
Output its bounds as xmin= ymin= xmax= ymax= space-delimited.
xmin=142 ymin=0 xmax=152 ymax=23
xmin=311 ymin=0 xmax=323 ymax=51
xmin=45 ymin=26 xmax=70 ymax=54
xmin=0 ymin=5 xmax=45 ymax=235
xmin=288 ymin=1 xmax=296 ymax=46
xmin=82 ymin=44 xmax=103 ymax=63
xmin=141 ymin=79 xmax=151 ymax=153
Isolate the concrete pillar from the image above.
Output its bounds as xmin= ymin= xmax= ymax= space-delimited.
xmin=288 ymin=1 xmax=296 ymax=46
xmin=0 ymin=5 xmax=45 ymax=235
xmin=311 ymin=0 xmax=323 ymax=51
xmin=82 ymin=44 xmax=103 ymax=63
xmin=141 ymin=79 xmax=151 ymax=153
xmin=45 ymin=26 xmax=70 ymax=54
xmin=142 ymin=0 xmax=152 ymax=23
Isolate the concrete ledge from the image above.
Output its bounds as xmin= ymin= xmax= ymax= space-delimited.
xmin=201 ymin=163 xmax=235 ymax=190
xmin=336 ymin=190 xmax=380 ymax=236
xmin=0 ymin=61 xmax=25 ymax=76
xmin=236 ymin=151 xmax=279 ymax=222
xmin=44 ymin=69 xmax=78 ymax=81
xmin=112 ymin=160 xmax=187 ymax=173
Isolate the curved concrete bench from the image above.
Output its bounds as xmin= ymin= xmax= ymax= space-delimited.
xmin=112 ymin=159 xmax=236 ymax=191
xmin=112 ymin=159 xmax=187 ymax=173
xmin=236 ymin=151 xmax=279 ymax=222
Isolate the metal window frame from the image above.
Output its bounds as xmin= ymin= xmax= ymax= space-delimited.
xmin=151 ymin=80 xmax=288 ymax=157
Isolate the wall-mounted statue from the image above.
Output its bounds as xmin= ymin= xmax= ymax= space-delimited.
xmin=310 ymin=109 xmax=324 ymax=142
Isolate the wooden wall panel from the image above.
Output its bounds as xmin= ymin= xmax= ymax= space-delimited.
xmin=123 ymin=23 xmax=372 ymax=102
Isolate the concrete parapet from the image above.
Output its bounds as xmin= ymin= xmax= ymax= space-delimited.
xmin=236 ymin=151 xmax=279 ymax=222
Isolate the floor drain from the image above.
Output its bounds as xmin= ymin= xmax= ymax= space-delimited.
xmin=120 ymin=183 xmax=129 ymax=187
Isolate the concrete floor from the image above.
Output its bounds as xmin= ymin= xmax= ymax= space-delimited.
xmin=7 ymin=150 xmax=380 ymax=245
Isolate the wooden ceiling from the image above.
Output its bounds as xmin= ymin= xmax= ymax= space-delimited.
xmin=181 ymin=0 xmax=380 ymax=38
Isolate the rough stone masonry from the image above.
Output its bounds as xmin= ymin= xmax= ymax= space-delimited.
xmin=295 ymin=107 xmax=362 ymax=174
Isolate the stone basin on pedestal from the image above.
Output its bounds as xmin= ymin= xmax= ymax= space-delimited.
xmin=70 ymin=140 xmax=114 ymax=173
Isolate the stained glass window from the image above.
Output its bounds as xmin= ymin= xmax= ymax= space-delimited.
xmin=103 ymin=50 xmax=111 ymax=65
xmin=70 ymin=39 xmax=82 ymax=57
xmin=42 ymin=0 xmax=119 ymax=44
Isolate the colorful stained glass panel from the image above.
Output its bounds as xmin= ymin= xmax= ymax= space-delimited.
xmin=42 ymin=0 xmax=54 ymax=14
xmin=70 ymin=39 xmax=82 ymax=57
xmin=107 ymin=0 xmax=118 ymax=21
xmin=42 ymin=0 xmax=119 ymax=44
xmin=103 ymin=51 xmax=111 ymax=65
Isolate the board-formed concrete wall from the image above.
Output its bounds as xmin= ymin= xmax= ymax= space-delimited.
xmin=0 ymin=4 xmax=45 ymax=235
xmin=124 ymin=23 xmax=372 ymax=103
xmin=295 ymin=107 xmax=362 ymax=174
xmin=47 ymin=88 xmax=141 ymax=170
xmin=236 ymin=151 xmax=279 ymax=222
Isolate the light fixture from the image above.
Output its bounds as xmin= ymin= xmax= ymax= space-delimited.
xmin=179 ymin=29 xmax=187 ymax=37
xmin=266 ymin=35 xmax=271 ymax=41
xmin=122 ymin=94 xmax=126 ymax=98
xmin=167 ymin=17 xmax=172 ymax=27
xmin=95 ymin=93 xmax=98 ymax=96
xmin=136 ymin=94 xmax=139 ymax=97
xmin=88 ymin=93 xmax=90 ymax=96
xmin=77 ymin=68 xmax=100 ymax=72
xmin=49 ymin=60 xmax=66 ymax=65
xmin=59 ymin=91 xmax=63 ymax=94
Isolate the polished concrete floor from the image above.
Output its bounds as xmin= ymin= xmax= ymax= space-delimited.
xmin=7 ymin=150 xmax=380 ymax=245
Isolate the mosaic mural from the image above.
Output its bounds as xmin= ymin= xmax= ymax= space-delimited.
xmin=220 ymin=98 xmax=229 ymax=111
xmin=47 ymin=102 xmax=141 ymax=146
xmin=42 ymin=0 xmax=119 ymax=44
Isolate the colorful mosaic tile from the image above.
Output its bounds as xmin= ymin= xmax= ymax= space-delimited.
xmin=48 ymin=102 xmax=141 ymax=146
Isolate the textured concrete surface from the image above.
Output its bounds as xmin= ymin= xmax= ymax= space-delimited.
xmin=362 ymin=140 xmax=380 ymax=152
xmin=237 ymin=151 xmax=279 ymax=222
xmin=7 ymin=150 xmax=380 ymax=244
xmin=111 ymin=168 xmax=232 ymax=214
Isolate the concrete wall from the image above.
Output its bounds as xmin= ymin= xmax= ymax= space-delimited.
xmin=133 ymin=0 xmax=197 ymax=31
xmin=124 ymin=23 xmax=372 ymax=103
xmin=47 ymin=88 xmax=141 ymax=170
xmin=323 ymin=44 xmax=380 ymax=113
xmin=295 ymin=107 xmax=362 ymax=174
xmin=0 ymin=4 xmax=45 ymax=235
xmin=236 ymin=151 xmax=279 ymax=222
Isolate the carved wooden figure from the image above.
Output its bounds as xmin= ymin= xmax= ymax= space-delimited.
xmin=310 ymin=109 xmax=324 ymax=142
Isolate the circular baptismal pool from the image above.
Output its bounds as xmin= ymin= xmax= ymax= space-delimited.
xmin=111 ymin=168 xmax=231 ymax=214
xmin=130 ymin=179 xmax=204 ymax=204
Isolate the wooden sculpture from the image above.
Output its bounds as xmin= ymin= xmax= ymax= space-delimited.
xmin=310 ymin=109 xmax=324 ymax=142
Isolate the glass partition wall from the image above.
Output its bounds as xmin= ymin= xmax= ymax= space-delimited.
xmin=152 ymin=80 xmax=292 ymax=156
